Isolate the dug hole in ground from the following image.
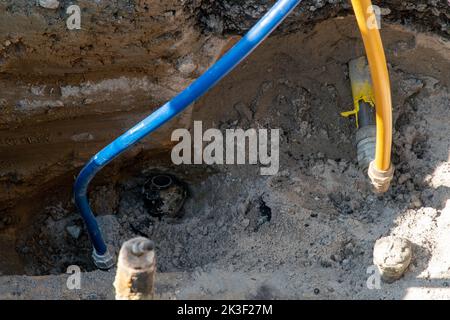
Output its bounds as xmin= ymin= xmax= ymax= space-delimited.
xmin=0 ymin=1 xmax=449 ymax=299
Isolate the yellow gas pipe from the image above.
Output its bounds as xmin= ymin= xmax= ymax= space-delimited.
xmin=351 ymin=0 xmax=394 ymax=192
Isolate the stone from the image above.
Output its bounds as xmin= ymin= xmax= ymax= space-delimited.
xmin=71 ymin=132 xmax=94 ymax=142
xmin=38 ymin=0 xmax=60 ymax=9
xmin=411 ymin=194 xmax=423 ymax=209
xmin=177 ymin=55 xmax=197 ymax=75
xmin=66 ymin=225 xmax=81 ymax=239
xmin=397 ymin=173 xmax=411 ymax=185
xmin=373 ymin=236 xmax=413 ymax=283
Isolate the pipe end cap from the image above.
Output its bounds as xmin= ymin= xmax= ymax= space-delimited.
xmin=92 ymin=248 xmax=115 ymax=270
xmin=368 ymin=161 xmax=394 ymax=194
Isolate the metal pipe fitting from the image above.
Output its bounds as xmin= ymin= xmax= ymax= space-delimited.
xmin=368 ymin=160 xmax=395 ymax=193
xmin=114 ymin=237 xmax=156 ymax=300
xmin=92 ymin=248 xmax=115 ymax=270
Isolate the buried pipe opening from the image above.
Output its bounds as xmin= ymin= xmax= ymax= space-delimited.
xmin=142 ymin=173 xmax=188 ymax=219
xmin=150 ymin=175 xmax=173 ymax=190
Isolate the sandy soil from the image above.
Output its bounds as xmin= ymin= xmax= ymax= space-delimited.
xmin=0 ymin=16 xmax=449 ymax=299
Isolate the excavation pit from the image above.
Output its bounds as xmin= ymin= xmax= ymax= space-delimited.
xmin=0 ymin=14 xmax=449 ymax=299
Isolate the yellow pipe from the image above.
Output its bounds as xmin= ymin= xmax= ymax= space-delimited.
xmin=351 ymin=0 xmax=392 ymax=172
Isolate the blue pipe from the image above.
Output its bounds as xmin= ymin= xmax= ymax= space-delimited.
xmin=74 ymin=0 xmax=303 ymax=267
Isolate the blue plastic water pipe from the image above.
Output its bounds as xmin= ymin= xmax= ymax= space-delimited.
xmin=74 ymin=0 xmax=303 ymax=269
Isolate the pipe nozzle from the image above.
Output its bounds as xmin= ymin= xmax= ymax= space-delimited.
xmin=368 ymin=161 xmax=394 ymax=193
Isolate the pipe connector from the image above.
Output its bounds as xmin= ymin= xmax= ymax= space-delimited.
xmin=356 ymin=125 xmax=376 ymax=170
xmin=368 ymin=161 xmax=394 ymax=193
xmin=114 ymin=237 xmax=156 ymax=300
xmin=92 ymin=248 xmax=115 ymax=270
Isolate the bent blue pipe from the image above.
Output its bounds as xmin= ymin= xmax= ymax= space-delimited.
xmin=74 ymin=0 xmax=303 ymax=267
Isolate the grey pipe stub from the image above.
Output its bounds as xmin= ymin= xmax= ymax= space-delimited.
xmin=142 ymin=173 xmax=187 ymax=218
xmin=373 ymin=236 xmax=413 ymax=283
xmin=114 ymin=237 xmax=156 ymax=300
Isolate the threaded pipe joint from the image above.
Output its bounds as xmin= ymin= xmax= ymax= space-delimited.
xmin=92 ymin=248 xmax=115 ymax=270
xmin=368 ymin=161 xmax=395 ymax=193
xmin=355 ymin=125 xmax=376 ymax=170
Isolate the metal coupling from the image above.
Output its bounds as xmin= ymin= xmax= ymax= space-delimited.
xmin=368 ymin=160 xmax=394 ymax=193
xmin=92 ymin=248 xmax=115 ymax=270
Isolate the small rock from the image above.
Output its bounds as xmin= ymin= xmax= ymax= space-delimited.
xmin=411 ymin=194 xmax=423 ymax=208
xmin=237 ymin=199 xmax=250 ymax=215
xmin=66 ymin=225 xmax=81 ymax=239
xmin=397 ymin=173 xmax=411 ymax=185
xmin=242 ymin=218 xmax=250 ymax=228
xmin=86 ymin=293 xmax=98 ymax=300
xmin=373 ymin=236 xmax=412 ymax=283
xmin=330 ymin=254 xmax=341 ymax=262
xmin=177 ymin=55 xmax=196 ymax=75
xmin=38 ymin=0 xmax=60 ymax=9
xmin=20 ymin=246 xmax=31 ymax=254
xmin=380 ymin=7 xmax=392 ymax=15
xmin=71 ymin=132 xmax=94 ymax=142
xmin=416 ymin=4 xmax=427 ymax=13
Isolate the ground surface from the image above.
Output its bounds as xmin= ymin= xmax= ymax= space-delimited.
xmin=0 ymin=10 xmax=449 ymax=299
